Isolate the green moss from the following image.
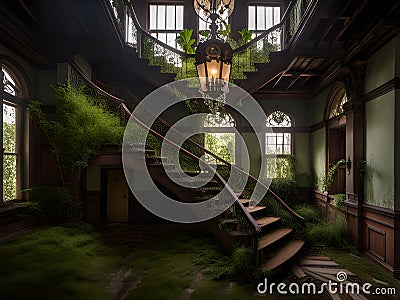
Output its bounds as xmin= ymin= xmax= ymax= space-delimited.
xmin=0 ymin=225 xmax=118 ymax=300
xmin=323 ymin=248 xmax=400 ymax=292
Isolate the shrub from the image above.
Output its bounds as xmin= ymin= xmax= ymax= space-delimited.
xmin=231 ymin=247 xmax=254 ymax=282
xmin=332 ymin=193 xmax=346 ymax=208
xmin=23 ymin=186 xmax=81 ymax=224
xmin=294 ymin=204 xmax=321 ymax=224
xmin=30 ymin=84 xmax=124 ymax=183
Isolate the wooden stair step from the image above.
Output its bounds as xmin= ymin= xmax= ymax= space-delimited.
xmin=228 ymin=231 xmax=251 ymax=237
xmin=239 ymin=199 xmax=250 ymax=205
xmin=297 ymin=259 xmax=339 ymax=266
xmin=258 ymin=228 xmax=292 ymax=250
xmin=256 ymin=216 xmax=280 ymax=228
xmin=246 ymin=205 xmax=266 ymax=214
xmin=223 ymin=218 xmax=239 ymax=224
xmin=262 ymin=240 xmax=305 ymax=271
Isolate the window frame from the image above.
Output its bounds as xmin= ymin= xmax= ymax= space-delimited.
xmin=264 ymin=109 xmax=294 ymax=156
xmin=203 ymin=112 xmax=237 ymax=165
xmin=147 ymin=2 xmax=184 ymax=49
xmin=248 ymin=3 xmax=283 ymax=37
xmin=1 ymin=63 xmax=27 ymax=204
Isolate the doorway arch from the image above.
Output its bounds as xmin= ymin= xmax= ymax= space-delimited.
xmin=324 ymin=83 xmax=348 ymax=194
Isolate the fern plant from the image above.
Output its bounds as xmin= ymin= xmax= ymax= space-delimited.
xmin=238 ymin=28 xmax=253 ymax=45
xmin=176 ymin=28 xmax=195 ymax=54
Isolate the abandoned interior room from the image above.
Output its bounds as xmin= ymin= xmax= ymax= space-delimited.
xmin=1 ymin=0 xmax=400 ymax=299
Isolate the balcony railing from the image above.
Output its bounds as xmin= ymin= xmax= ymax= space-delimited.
xmin=107 ymin=0 xmax=315 ymax=80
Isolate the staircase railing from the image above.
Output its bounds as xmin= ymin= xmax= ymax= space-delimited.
xmin=106 ymin=0 xmax=317 ymax=80
xmin=119 ymin=84 xmax=305 ymax=224
xmin=68 ymin=60 xmax=262 ymax=261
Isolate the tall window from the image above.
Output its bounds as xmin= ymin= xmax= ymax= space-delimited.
xmin=248 ymin=4 xmax=281 ymax=37
xmin=265 ymin=110 xmax=292 ymax=155
xmin=2 ymin=66 xmax=22 ymax=202
xmin=149 ymin=4 xmax=184 ymax=48
xmin=204 ymin=112 xmax=235 ymax=164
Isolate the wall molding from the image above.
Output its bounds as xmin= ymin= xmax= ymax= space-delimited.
xmin=364 ymin=77 xmax=400 ymax=103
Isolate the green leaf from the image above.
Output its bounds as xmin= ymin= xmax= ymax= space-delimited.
xmin=176 ymin=28 xmax=196 ymax=54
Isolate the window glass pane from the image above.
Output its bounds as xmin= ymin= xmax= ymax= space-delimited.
xmin=257 ymin=6 xmax=265 ymax=30
xmin=274 ymin=7 xmax=281 ymax=24
xmin=158 ymin=33 xmax=167 ymax=44
xmin=204 ymin=112 xmax=235 ymax=127
xmin=3 ymin=154 xmax=16 ymax=201
xmin=248 ymin=6 xmax=255 ymax=30
xmin=166 ymin=6 xmax=175 ymax=30
xmin=266 ymin=7 xmax=273 ymax=29
xmin=157 ymin=5 xmax=166 ymax=30
xmin=265 ymin=132 xmax=292 ymax=155
xmin=176 ymin=6 xmax=183 ymax=30
xmin=266 ymin=110 xmax=292 ymax=127
xmin=3 ymin=103 xmax=16 ymax=153
xmin=149 ymin=5 xmax=157 ymax=30
xmin=205 ymin=133 xmax=235 ymax=164
xmin=167 ymin=33 xmax=177 ymax=48
xmin=199 ymin=17 xmax=208 ymax=31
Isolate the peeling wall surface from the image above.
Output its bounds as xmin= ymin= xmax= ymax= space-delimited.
xmin=363 ymin=37 xmax=398 ymax=210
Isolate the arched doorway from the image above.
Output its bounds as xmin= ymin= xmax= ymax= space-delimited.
xmin=325 ymin=84 xmax=348 ymax=194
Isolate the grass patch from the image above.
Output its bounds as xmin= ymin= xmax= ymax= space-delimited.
xmin=323 ymin=248 xmax=400 ymax=293
xmin=294 ymin=204 xmax=355 ymax=252
xmin=124 ymin=231 xmax=230 ymax=299
xmin=0 ymin=224 xmax=119 ymax=300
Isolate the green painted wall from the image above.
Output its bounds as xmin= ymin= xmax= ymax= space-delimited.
xmin=310 ymin=87 xmax=330 ymax=125
xmin=365 ymin=92 xmax=395 ymax=209
xmin=241 ymin=132 xmax=262 ymax=178
xmin=295 ymin=133 xmax=310 ymax=187
xmin=364 ymin=39 xmax=395 ymax=94
xmin=310 ymin=128 xmax=325 ymax=184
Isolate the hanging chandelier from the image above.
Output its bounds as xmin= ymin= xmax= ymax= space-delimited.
xmin=194 ymin=0 xmax=235 ymax=22
xmin=194 ymin=0 xmax=234 ymax=113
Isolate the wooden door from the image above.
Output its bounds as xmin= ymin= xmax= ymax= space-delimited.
xmin=107 ymin=169 xmax=129 ymax=222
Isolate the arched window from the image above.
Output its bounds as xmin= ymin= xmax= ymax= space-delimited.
xmin=2 ymin=65 xmax=24 ymax=202
xmin=204 ymin=112 xmax=235 ymax=164
xmin=326 ymin=85 xmax=348 ymax=120
xmin=265 ymin=110 xmax=293 ymax=155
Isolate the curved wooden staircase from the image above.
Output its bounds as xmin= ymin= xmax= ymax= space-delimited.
xmin=123 ymin=139 xmax=305 ymax=273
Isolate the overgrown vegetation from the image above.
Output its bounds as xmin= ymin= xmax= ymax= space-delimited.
xmin=3 ymin=121 xmax=16 ymax=201
xmin=30 ymin=84 xmax=124 ymax=184
xmin=312 ymin=158 xmax=346 ymax=192
xmin=294 ymin=204 xmax=354 ymax=252
xmin=332 ymin=193 xmax=346 ymax=208
xmin=22 ymin=186 xmax=82 ymax=224
xmin=268 ymin=155 xmax=297 ymax=202
xmin=0 ymin=225 xmax=118 ymax=300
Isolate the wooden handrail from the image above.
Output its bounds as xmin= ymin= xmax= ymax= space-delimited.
xmin=68 ymin=59 xmax=261 ymax=231
xmin=120 ymin=85 xmax=305 ymax=223
xmin=109 ymin=0 xmax=312 ymax=57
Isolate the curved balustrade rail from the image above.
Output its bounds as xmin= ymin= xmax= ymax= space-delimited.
xmin=119 ymin=84 xmax=305 ymax=223
xmin=106 ymin=0 xmax=316 ymax=80
xmin=68 ymin=59 xmax=261 ymax=232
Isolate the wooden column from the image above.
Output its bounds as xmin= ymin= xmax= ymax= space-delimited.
xmin=342 ymin=63 xmax=366 ymax=251
xmin=184 ymin=0 xmax=197 ymax=39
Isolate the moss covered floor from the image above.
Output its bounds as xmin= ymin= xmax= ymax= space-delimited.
xmin=0 ymin=223 xmax=398 ymax=299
